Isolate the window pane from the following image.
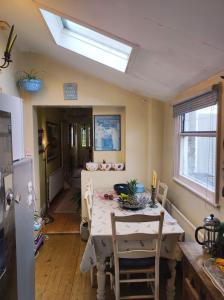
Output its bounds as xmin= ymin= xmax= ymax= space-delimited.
xmin=81 ymin=127 xmax=87 ymax=147
xmin=180 ymin=136 xmax=216 ymax=191
xmin=182 ymin=104 xmax=217 ymax=132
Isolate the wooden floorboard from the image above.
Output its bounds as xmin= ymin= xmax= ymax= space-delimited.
xmin=45 ymin=213 xmax=80 ymax=234
xmin=35 ymin=234 xmax=114 ymax=300
xmin=35 ymin=235 xmax=181 ymax=299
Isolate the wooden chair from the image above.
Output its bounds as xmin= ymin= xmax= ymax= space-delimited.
xmin=84 ymin=189 xmax=96 ymax=287
xmin=156 ymin=180 xmax=168 ymax=208
xmin=84 ymin=189 xmax=93 ymax=227
xmin=86 ymin=178 xmax=93 ymax=198
xmin=111 ymin=212 xmax=164 ymax=300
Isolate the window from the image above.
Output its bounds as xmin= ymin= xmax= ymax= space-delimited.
xmin=39 ymin=9 xmax=133 ymax=72
xmin=81 ymin=126 xmax=87 ymax=147
xmin=173 ymin=87 xmax=220 ymax=204
xmin=81 ymin=125 xmax=91 ymax=148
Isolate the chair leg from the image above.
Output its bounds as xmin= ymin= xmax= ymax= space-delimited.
xmin=115 ymin=271 xmax=120 ymax=300
xmin=90 ymin=267 xmax=97 ymax=288
xmin=110 ymin=273 xmax=113 ymax=290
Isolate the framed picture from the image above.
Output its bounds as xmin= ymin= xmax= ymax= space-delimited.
xmin=63 ymin=82 xmax=78 ymax=100
xmin=38 ymin=129 xmax=44 ymax=153
xmin=94 ymin=115 xmax=121 ymax=151
xmin=46 ymin=122 xmax=61 ymax=161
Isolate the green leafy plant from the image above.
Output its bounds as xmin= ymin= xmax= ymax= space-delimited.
xmin=119 ymin=179 xmax=138 ymax=205
xmin=18 ymin=69 xmax=42 ymax=81
xmin=127 ymin=179 xmax=137 ymax=196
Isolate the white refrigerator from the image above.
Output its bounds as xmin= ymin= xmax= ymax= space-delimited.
xmin=0 ymin=93 xmax=24 ymax=161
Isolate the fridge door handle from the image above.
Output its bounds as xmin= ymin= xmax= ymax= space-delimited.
xmin=5 ymin=189 xmax=14 ymax=208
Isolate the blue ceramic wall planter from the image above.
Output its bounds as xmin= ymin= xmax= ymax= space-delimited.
xmin=19 ymin=79 xmax=43 ymax=92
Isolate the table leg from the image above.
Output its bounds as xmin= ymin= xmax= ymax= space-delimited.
xmin=166 ymin=259 xmax=177 ymax=300
xmin=97 ymin=259 xmax=106 ymax=300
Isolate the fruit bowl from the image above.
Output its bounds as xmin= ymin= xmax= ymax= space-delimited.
xmin=118 ymin=194 xmax=149 ymax=210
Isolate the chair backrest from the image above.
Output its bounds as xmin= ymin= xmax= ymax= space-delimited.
xmin=156 ymin=180 xmax=168 ymax=208
xmin=111 ymin=212 xmax=164 ymax=261
xmin=84 ymin=189 xmax=93 ymax=229
xmin=86 ymin=178 xmax=93 ymax=197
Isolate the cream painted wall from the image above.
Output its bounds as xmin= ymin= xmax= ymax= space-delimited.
xmin=162 ymin=74 xmax=224 ymax=229
xmin=147 ymin=100 xmax=164 ymax=186
xmin=20 ymin=52 xmax=164 ymax=211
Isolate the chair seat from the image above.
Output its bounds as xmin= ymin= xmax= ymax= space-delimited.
xmin=119 ymin=257 xmax=155 ymax=270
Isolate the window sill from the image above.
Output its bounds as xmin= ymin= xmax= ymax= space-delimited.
xmin=172 ymin=177 xmax=220 ymax=208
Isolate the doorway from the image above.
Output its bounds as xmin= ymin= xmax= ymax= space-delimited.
xmin=36 ymin=106 xmax=93 ymax=233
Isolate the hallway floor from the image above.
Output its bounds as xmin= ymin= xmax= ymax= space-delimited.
xmin=45 ymin=188 xmax=81 ymax=234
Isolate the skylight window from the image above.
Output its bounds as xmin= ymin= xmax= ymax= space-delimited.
xmin=40 ymin=9 xmax=133 ymax=72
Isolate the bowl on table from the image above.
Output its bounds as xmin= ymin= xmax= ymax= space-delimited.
xmin=86 ymin=162 xmax=98 ymax=171
xmin=99 ymin=163 xmax=112 ymax=171
xmin=112 ymin=163 xmax=124 ymax=171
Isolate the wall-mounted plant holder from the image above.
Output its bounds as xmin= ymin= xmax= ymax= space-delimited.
xmin=19 ymin=79 xmax=43 ymax=92
xmin=18 ymin=70 xmax=43 ymax=92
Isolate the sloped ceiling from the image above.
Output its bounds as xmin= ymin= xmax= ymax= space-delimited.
xmin=1 ymin=0 xmax=224 ymax=100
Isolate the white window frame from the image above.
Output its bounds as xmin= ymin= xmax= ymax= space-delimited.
xmin=173 ymin=112 xmax=217 ymax=205
xmin=39 ymin=8 xmax=135 ymax=73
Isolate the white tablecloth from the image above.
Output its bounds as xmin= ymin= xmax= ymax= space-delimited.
xmin=80 ymin=189 xmax=184 ymax=272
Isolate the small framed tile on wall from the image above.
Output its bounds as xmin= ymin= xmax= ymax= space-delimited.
xmin=63 ymin=82 xmax=78 ymax=100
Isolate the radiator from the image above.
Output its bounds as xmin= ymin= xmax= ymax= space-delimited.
xmin=48 ymin=167 xmax=64 ymax=203
xmin=166 ymin=199 xmax=203 ymax=242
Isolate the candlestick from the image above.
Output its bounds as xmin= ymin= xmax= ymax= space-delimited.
xmin=149 ymin=185 xmax=158 ymax=208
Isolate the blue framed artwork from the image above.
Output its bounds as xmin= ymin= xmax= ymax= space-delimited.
xmin=63 ymin=82 xmax=77 ymax=100
xmin=94 ymin=115 xmax=121 ymax=151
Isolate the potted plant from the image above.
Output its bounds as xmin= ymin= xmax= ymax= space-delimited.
xmin=18 ymin=69 xmax=43 ymax=92
xmin=80 ymin=217 xmax=89 ymax=241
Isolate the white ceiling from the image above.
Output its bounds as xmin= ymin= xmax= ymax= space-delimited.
xmin=1 ymin=0 xmax=224 ymax=101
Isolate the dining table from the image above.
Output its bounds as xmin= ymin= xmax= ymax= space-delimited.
xmin=80 ymin=188 xmax=185 ymax=300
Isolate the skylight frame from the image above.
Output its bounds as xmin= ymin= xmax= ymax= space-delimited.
xmin=39 ymin=8 xmax=134 ymax=72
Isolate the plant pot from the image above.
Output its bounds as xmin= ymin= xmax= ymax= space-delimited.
xmin=80 ymin=221 xmax=89 ymax=241
xmin=19 ymin=79 xmax=43 ymax=92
